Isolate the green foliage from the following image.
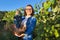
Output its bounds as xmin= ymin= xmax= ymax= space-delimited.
xmin=0 ymin=0 xmax=60 ymax=40
xmin=43 ymin=1 xmax=51 ymax=10
xmin=33 ymin=0 xmax=60 ymax=40
xmin=2 ymin=11 xmax=15 ymax=23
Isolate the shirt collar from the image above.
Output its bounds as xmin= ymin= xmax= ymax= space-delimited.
xmin=25 ymin=16 xmax=32 ymax=19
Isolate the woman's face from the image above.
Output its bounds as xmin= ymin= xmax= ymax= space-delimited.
xmin=25 ymin=6 xmax=32 ymax=15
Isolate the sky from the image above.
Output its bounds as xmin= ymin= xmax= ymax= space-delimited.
xmin=0 ymin=0 xmax=46 ymax=11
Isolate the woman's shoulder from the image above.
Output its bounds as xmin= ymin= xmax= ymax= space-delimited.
xmin=31 ymin=16 xmax=36 ymax=21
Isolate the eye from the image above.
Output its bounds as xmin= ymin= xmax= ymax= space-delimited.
xmin=25 ymin=8 xmax=32 ymax=10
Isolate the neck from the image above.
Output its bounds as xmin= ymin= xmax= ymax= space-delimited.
xmin=26 ymin=15 xmax=31 ymax=18
xmin=27 ymin=15 xmax=31 ymax=16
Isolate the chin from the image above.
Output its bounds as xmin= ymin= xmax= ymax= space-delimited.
xmin=27 ymin=13 xmax=32 ymax=14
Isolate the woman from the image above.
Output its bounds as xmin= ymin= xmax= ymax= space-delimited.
xmin=15 ymin=5 xmax=36 ymax=40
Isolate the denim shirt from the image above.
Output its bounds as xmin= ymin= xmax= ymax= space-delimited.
xmin=14 ymin=16 xmax=37 ymax=40
xmin=22 ymin=16 xmax=36 ymax=40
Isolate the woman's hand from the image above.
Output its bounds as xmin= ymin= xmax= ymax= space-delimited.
xmin=18 ymin=34 xmax=25 ymax=37
xmin=15 ymin=33 xmax=25 ymax=37
xmin=14 ymin=33 xmax=19 ymax=37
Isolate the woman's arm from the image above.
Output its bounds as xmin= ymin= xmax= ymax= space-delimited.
xmin=15 ymin=17 xmax=36 ymax=37
xmin=25 ymin=17 xmax=37 ymax=35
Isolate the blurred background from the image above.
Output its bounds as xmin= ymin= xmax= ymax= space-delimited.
xmin=0 ymin=0 xmax=60 ymax=40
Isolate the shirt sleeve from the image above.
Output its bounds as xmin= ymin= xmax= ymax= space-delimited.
xmin=25 ymin=18 xmax=37 ymax=35
xmin=13 ymin=16 xmax=17 ymax=24
xmin=13 ymin=15 xmax=21 ymax=28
